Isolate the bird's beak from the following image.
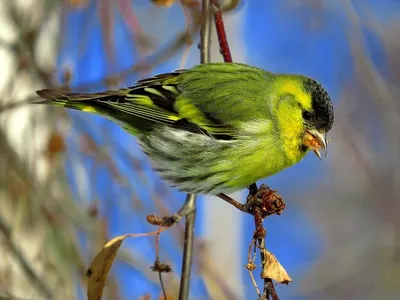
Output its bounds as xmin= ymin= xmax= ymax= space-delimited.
xmin=305 ymin=129 xmax=328 ymax=159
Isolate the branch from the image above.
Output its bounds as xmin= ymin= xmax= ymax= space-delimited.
xmin=255 ymin=211 xmax=279 ymax=300
xmin=147 ymin=194 xmax=197 ymax=300
xmin=208 ymin=4 xmax=284 ymax=298
xmin=200 ymin=1 xmax=212 ymax=64
xmin=147 ymin=197 xmax=198 ymax=228
xmin=177 ymin=2 xmax=212 ymax=298
xmin=219 ymin=186 xmax=285 ymax=300
xmin=178 ymin=193 xmax=197 ymax=300
xmin=151 ymin=229 xmax=170 ymax=300
xmin=211 ymin=0 xmax=232 ymax=63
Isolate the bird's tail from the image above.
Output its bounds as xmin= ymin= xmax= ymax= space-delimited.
xmin=34 ymin=87 xmax=172 ymax=135
xmin=35 ymin=89 xmax=122 ymax=115
xmin=35 ymin=71 xmax=184 ymax=134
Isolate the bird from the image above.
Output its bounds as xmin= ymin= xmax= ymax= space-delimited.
xmin=35 ymin=63 xmax=334 ymax=195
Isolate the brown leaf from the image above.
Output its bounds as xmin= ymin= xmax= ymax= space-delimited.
xmin=151 ymin=0 xmax=176 ymax=7
xmin=86 ymin=235 xmax=128 ymax=300
xmin=261 ymin=249 xmax=292 ymax=284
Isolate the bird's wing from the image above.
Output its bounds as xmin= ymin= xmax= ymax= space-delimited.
xmin=36 ymin=63 xmax=272 ymax=139
xmin=36 ymin=70 xmax=234 ymax=139
xmin=164 ymin=63 xmax=273 ymax=127
xmin=35 ymin=70 xmax=185 ymax=125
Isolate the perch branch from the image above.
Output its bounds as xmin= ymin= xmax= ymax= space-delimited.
xmin=254 ymin=206 xmax=279 ymax=300
xmin=209 ymin=4 xmax=283 ymax=298
xmin=178 ymin=1 xmax=212 ymax=298
xmin=218 ymin=186 xmax=285 ymax=300
xmin=178 ymin=193 xmax=197 ymax=300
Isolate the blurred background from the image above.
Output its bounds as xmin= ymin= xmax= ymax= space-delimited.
xmin=0 ymin=0 xmax=400 ymax=299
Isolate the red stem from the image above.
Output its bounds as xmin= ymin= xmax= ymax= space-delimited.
xmin=211 ymin=3 xmax=280 ymax=299
xmin=210 ymin=0 xmax=232 ymax=63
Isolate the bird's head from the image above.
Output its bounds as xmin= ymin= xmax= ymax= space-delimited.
xmin=273 ymin=75 xmax=334 ymax=160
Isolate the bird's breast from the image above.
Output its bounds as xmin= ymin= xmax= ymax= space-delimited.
xmin=138 ymin=124 xmax=300 ymax=194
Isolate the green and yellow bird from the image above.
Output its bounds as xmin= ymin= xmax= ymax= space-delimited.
xmin=36 ymin=63 xmax=334 ymax=194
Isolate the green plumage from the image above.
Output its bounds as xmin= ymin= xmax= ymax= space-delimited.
xmin=36 ymin=63 xmax=334 ymax=194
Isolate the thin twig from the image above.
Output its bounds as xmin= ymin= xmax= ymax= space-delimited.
xmin=151 ymin=229 xmax=172 ymax=299
xmin=208 ymin=5 xmax=281 ymax=298
xmin=178 ymin=1 xmax=211 ymax=298
xmin=217 ymin=192 xmax=247 ymax=212
xmin=251 ymin=191 xmax=280 ymax=300
xmin=178 ymin=193 xmax=197 ymax=300
xmin=246 ymin=239 xmax=261 ymax=297
xmin=148 ymin=194 xmax=239 ymax=299
xmin=158 ymin=272 xmax=168 ymax=300
xmin=200 ymin=1 xmax=212 ymax=64
xmin=211 ymin=0 xmax=232 ymax=62
xmin=221 ymin=184 xmax=284 ymax=299
xmin=147 ymin=196 xmax=198 ymax=227
xmin=248 ymin=269 xmax=261 ymax=298
xmin=258 ymin=237 xmax=279 ymax=300
xmin=0 ymin=215 xmax=52 ymax=299
xmin=155 ymin=229 xmax=168 ymax=300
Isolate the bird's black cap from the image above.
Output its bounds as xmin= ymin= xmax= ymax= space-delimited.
xmin=304 ymin=78 xmax=334 ymax=132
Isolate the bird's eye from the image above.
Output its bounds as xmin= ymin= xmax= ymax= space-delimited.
xmin=302 ymin=111 xmax=312 ymax=120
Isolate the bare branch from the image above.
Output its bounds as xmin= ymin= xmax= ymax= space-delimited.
xmin=178 ymin=193 xmax=197 ymax=300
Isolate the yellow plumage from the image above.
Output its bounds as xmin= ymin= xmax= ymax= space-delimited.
xmin=35 ymin=63 xmax=334 ymax=194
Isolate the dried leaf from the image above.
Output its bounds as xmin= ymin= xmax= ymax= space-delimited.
xmin=86 ymin=235 xmax=128 ymax=300
xmin=151 ymin=0 xmax=176 ymax=7
xmin=261 ymin=249 xmax=292 ymax=284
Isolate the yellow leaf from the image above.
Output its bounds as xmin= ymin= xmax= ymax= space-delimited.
xmin=86 ymin=235 xmax=127 ymax=300
xmin=261 ymin=249 xmax=292 ymax=284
